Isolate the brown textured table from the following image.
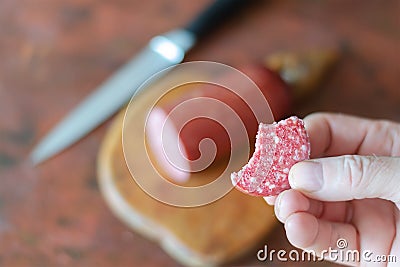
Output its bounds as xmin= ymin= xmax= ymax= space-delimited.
xmin=0 ymin=0 xmax=399 ymax=266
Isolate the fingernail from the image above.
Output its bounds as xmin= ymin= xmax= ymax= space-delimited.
xmin=274 ymin=191 xmax=286 ymax=221
xmin=289 ymin=161 xmax=323 ymax=192
xmin=274 ymin=192 xmax=283 ymax=213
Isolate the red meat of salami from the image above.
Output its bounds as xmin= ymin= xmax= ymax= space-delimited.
xmin=231 ymin=116 xmax=310 ymax=196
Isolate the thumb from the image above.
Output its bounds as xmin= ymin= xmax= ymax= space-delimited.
xmin=289 ymin=155 xmax=400 ymax=203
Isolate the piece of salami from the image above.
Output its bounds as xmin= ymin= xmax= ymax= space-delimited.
xmin=231 ymin=116 xmax=310 ymax=196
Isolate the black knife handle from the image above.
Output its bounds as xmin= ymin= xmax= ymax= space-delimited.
xmin=185 ymin=0 xmax=250 ymax=39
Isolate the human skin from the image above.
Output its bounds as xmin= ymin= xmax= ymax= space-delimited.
xmin=265 ymin=112 xmax=400 ymax=266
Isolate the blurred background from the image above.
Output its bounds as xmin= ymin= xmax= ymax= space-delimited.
xmin=0 ymin=0 xmax=399 ymax=266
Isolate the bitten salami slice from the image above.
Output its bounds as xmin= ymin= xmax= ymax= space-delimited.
xmin=231 ymin=116 xmax=310 ymax=196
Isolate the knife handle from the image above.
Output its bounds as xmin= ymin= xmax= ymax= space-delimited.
xmin=185 ymin=0 xmax=250 ymax=39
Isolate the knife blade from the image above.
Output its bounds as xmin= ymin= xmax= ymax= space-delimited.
xmin=30 ymin=0 xmax=249 ymax=164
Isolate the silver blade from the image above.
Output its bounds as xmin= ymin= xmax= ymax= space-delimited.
xmin=31 ymin=29 xmax=195 ymax=164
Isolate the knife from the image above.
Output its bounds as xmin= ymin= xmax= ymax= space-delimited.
xmin=30 ymin=0 xmax=250 ymax=164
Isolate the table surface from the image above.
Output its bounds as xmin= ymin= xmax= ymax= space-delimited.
xmin=1 ymin=0 xmax=399 ymax=266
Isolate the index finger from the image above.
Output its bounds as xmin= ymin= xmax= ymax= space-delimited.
xmin=304 ymin=112 xmax=400 ymax=157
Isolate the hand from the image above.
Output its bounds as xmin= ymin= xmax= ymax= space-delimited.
xmin=265 ymin=113 xmax=400 ymax=266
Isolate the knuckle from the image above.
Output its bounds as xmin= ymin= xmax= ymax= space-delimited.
xmin=387 ymin=123 xmax=400 ymax=156
xmin=374 ymin=120 xmax=400 ymax=156
xmin=340 ymin=155 xmax=372 ymax=198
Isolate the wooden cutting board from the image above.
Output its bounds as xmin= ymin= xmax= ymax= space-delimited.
xmin=96 ymin=72 xmax=278 ymax=266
